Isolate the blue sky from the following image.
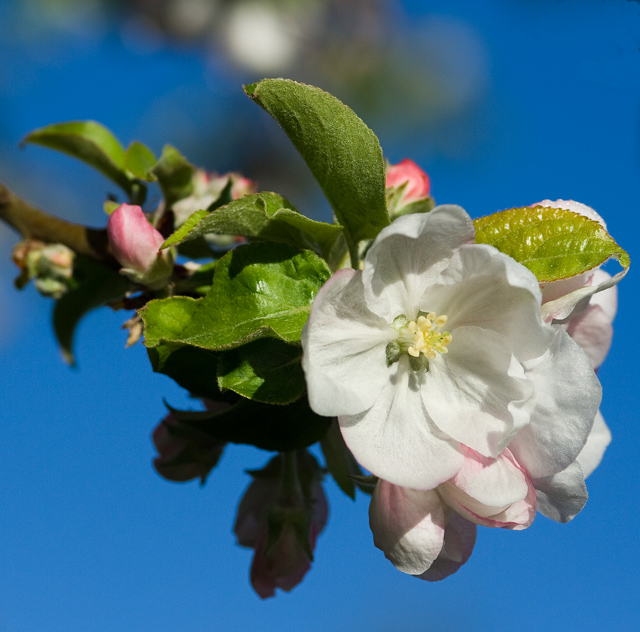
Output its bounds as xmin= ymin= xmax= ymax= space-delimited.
xmin=1 ymin=1 xmax=639 ymax=630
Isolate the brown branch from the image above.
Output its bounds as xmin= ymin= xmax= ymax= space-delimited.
xmin=0 ymin=182 xmax=116 ymax=266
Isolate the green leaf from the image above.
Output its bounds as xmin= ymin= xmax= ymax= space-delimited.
xmin=53 ymin=257 xmax=131 ymax=364
xmin=245 ymin=79 xmax=389 ymax=264
xmin=162 ymin=191 xmax=343 ymax=260
xmin=23 ymin=121 xmax=134 ymax=195
xmin=125 ymin=141 xmax=157 ymax=182
xmin=167 ymin=397 xmax=331 ymax=452
xmin=141 ymin=242 xmax=331 ymax=351
xmin=474 ymin=206 xmax=630 ymax=282
xmin=151 ymin=144 xmax=196 ymax=207
xmin=148 ymin=344 xmax=225 ymax=402
xmin=320 ymin=420 xmax=363 ymax=500
xmin=218 ymin=338 xmax=305 ymax=404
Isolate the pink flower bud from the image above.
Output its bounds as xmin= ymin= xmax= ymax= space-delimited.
xmin=234 ymin=451 xmax=328 ymax=599
xmin=107 ymin=204 xmax=173 ymax=287
xmin=152 ymin=408 xmax=226 ymax=484
xmin=386 ymin=159 xmax=431 ymax=201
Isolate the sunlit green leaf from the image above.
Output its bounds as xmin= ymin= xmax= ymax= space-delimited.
xmin=125 ymin=141 xmax=157 ymax=182
xmin=245 ymin=79 xmax=389 ymax=264
xmin=151 ymin=144 xmax=196 ymax=207
xmin=474 ymin=205 xmax=630 ymax=282
xmin=23 ymin=120 xmax=133 ymax=194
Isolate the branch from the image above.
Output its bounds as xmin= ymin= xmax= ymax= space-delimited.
xmin=0 ymin=182 xmax=116 ymax=265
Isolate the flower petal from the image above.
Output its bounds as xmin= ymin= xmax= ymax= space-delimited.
xmin=362 ymin=206 xmax=475 ymax=320
xmin=369 ymin=480 xmax=445 ymax=575
xmin=508 ymin=328 xmax=602 ymax=478
xmin=439 ymin=448 xmax=536 ymax=530
xmin=533 ymin=461 xmax=587 ymax=523
xmin=302 ymin=268 xmax=396 ymax=417
xmin=416 ymin=512 xmax=477 ymax=582
xmin=340 ymin=356 xmax=464 ymax=490
xmin=423 ymin=327 xmax=534 ymax=458
xmin=432 ymin=244 xmax=550 ymax=361
xmin=576 ymin=411 xmax=611 ymax=479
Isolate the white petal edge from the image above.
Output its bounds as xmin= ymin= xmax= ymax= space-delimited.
xmin=576 ymin=411 xmax=611 ymax=479
xmin=369 ymin=480 xmax=445 ymax=575
xmin=362 ymin=205 xmax=475 ymax=321
xmin=508 ymin=328 xmax=602 ymax=478
xmin=301 ymin=268 xmax=396 ymax=417
xmin=533 ymin=461 xmax=588 ymax=523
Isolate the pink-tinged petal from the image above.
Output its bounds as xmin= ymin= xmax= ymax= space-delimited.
xmin=369 ymin=480 xmax=445 ymax=575
xmin=416 ymin=512 xmax=477 ymax=582
xmin=424 ymin=327 xmax=534 ymax=458
xmin=386 ymin=159 xmax=431 ymax=200
xmin=508 ymin=328 xmax=601 ymax=478
xmin=541 ymin=268 xmax=626 ymax=323
xmin=566 ymin=304 xmax=613 ymax=369
xmin=533 ymin=461 xmax=587 ymax=523
xmin=107 ymin=203 xmax=165 ymax=273
xmin=301 ymin=268 xmax=396 ymax=417
xmin=589 ymin=269 xmax=618 ymax=322
xmin=362 ymin=206 xmax=475 ymax=320
xmin=576 ymin=411 xmax=611 ymax=479
xmin=340 ymin=356 xmax=464 ymax=490
xmin=433 ymin=244 xmax=550 ymax=361
xmin=566 ymin=270 xmax=617 ymax=369
xmin=439 ymin=448 xmax=536 ymax=530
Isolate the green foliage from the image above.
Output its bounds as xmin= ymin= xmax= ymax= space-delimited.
xmin=22 ymin=120 xmax=136 ymax=196
xmin=162 ymin=191 xmax=343 ymax=261
xmin=53 ymin=257 xmax=130 ymax=364
xmin=218 ymin=338 xmax=305 ymax=405
xmin=245 ymin=79 xmax=389 ymax=265
xmin=167 ymin=398 xmax=332 ymax=452
xmin=320 ymin=420 xmax=364 ymax=500
xmin=151 ymin=144 xmax=196 ymax=207
xmin=141 ymin=241 xmax=331 ymax=351
xmin=474 ymin=206 xmax=630 ymax=282
xmin=125 ymin=141 xmax=157 ymax=182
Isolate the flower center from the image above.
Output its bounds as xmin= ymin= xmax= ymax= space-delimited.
xmin=397 ymin=312 xmax=452 ymax=359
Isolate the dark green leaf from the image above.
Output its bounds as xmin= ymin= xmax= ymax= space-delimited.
xmin=148 ymin=344 xmax=225 ymax=402
xmin=245 ymin=79 xmax=389 ymax=264
xmin=218 ymin=338 xmax=305 ymax=404
xmin=23 ymin=121 xmax=133 ymax=194
xmin=53 ymin=257 xmax=131 ymax=364
xmin=167 ymin=397 xmax=332 ymax=451
xmin=151 ymin=144 xmax=196 ymax=207
xmin=320 ymin=419 xmax=363 ymax=500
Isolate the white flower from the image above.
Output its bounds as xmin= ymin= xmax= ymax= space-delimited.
xmin=302 ymin=206 xmax=601 ymax=490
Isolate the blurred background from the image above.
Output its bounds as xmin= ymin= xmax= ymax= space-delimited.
xmin=1 ymin=0 xmax=639 ymax=630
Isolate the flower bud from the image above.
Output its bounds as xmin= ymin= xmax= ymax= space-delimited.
xmin=152 ymin=406 xmax=226 ymax=484
xmin=12 ymin=240 xmax=75 ymax=299
xmin=234 ymin=450 xmax=328 ymax=599
xmin=385 ymin=159 xmax=434 ymax=218
xmin=107 ymin=203 xmax=173 ymax=288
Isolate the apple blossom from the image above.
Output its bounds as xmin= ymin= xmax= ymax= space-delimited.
xmin=234 ymin=451 xmax=328 ymax=599
xmin=302 ymin=206 xmax=601 ymax=491
xmin=107 ymin=203 xmax=174 ymax=288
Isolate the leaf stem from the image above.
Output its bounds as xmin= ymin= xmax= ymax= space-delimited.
xmin=0 ymin=181 xmax=116 ymax=265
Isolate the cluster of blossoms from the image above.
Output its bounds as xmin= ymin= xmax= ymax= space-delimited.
xmin=301 ymin=160 xmax=615 ymax=580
